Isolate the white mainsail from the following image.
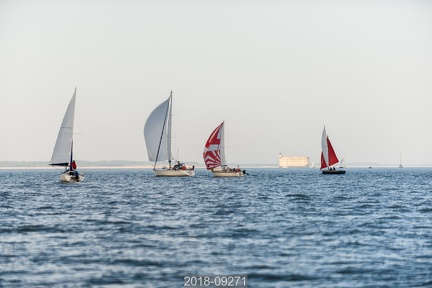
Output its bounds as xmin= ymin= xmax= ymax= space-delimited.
xmin=50 ymin=89 xmax=76 ymax=166
xmin=321 ymin=126 xmax=329 ymax=168
xmin=144 ymin=94 xmax=174 ymax=164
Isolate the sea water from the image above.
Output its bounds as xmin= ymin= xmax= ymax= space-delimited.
xmin=0 ymin=168 xmax=431 ymax=287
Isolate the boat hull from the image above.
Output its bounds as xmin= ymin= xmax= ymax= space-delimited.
xmin=322 ymin=169 xmax=346 ymax=174
xmin=60 ymin=171 xmax=84 ymax=182
xmin=154 ymin=169 xmax=195 ymax=177
xmin=211 ymin=168 xmax=245 ymax=177
xmin=212 ymin=171 xmax=244 ymax=177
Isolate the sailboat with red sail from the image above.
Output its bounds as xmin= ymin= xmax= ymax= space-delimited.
xmin=320 ymin=126 xmax=345 ymax=174
xmin=203 ymin=121 xmax=245 ymax=177
xmin=49 ymin=88 xmax=84 ymax=182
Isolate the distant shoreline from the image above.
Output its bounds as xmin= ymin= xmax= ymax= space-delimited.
xmin=0 ymin=166 xmax=155 ymax=170
xmin=1 ymin=165 xmax=432 ymax=170
xmin=0 ymin=165 xmax=272 ymax=170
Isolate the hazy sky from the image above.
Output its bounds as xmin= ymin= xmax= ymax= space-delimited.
xmin=1 ymin=0 xmax=431 ymax=165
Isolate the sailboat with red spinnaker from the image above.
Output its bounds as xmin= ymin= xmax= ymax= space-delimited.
xmin=203 ymin=121 xmax=245 ymax=177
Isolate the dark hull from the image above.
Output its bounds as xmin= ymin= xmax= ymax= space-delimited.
xmin=322 ymin=170 xmax=346 ymax=174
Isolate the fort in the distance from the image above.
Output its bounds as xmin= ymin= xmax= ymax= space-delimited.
xmin=278 ymin=154 xmax=310 ymax=168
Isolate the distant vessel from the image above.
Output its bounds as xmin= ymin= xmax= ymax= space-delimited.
xmin=320 ymin=126 xmax=345 ymax=174
xmin=144 ymin=91 xmax=195 ymax=177
xmin=399 ymin=151 xmax=403 ymax=168
xmin=49 ymin=88 xmax=84 ymax=182
xmin=203 ymin=121 xmax=245 ymax=177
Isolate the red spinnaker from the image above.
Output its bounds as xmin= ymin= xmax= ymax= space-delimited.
xmin=203 ymin=122 xmax=223 ymax=169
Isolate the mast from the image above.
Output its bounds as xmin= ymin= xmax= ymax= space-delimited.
xmin=167 ymin=91 xmax=173 ymax=165
xmin=70 ymin=140 xmax=73 ymax=171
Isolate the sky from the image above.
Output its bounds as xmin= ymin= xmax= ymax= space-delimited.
xmin=1 ymin=0 xmax=431 ymax=166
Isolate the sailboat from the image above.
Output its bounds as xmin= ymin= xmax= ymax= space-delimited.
xmin=399 ymin=151 xmax=403 ymax=168
xmin=203 ymin=121 xmax=245 ymax=177
xmin=320 ymin=126 xmax=345 ymax=174
xmin=144 ymin=91 xmax=195 ymax=177
xmin=49 ymin=88 xmax=84 ymax=182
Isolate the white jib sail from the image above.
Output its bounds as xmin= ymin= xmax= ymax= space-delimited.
xmin=50 ymin=89 xmax=76 ymax=166
xmin=321 ymin=126 xmax=329 ymax=168
xmin=144 ymin=96 xmax=173 ymax=162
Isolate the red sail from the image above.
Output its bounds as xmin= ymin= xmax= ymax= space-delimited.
xmin=203 ymin=122 xmax=223 ymax=169
xmin=320 ymin=152 xmax=326 ymax=170
xmin=326 ymin=137 xmax=339 ymax=167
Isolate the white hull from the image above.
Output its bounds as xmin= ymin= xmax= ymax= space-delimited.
xmin=211 ymin=168 xmax=245 ymax=177
xmin=60 ymin=172 xmax=84 ymax=182
xmin=212 ymin=171 xmax=244 ymax=177
xmin=154 ymin=169 xmax=195 ymax=177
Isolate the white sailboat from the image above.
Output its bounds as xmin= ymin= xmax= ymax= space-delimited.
xmin=320 ymin=126 xmax=345 ymax=174
xmin=203 ymin=121 xmax=245 ymax=177
xmin=144 ymin=91 xmax=195 ymax=177
xmin=49 ymin=88 xmax=84 ymax=182
xmin=399 ymin=151 xmax=403 ymax=168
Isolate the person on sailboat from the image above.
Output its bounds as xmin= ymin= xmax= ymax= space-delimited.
xmin=66 ymin=161 xmax=76 ymax=173
xmin=173 ymin=161 xmax=181 ymax=170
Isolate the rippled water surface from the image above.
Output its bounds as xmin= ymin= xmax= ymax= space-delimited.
xmin=1 ymin=168 xmax=431 ymax=287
